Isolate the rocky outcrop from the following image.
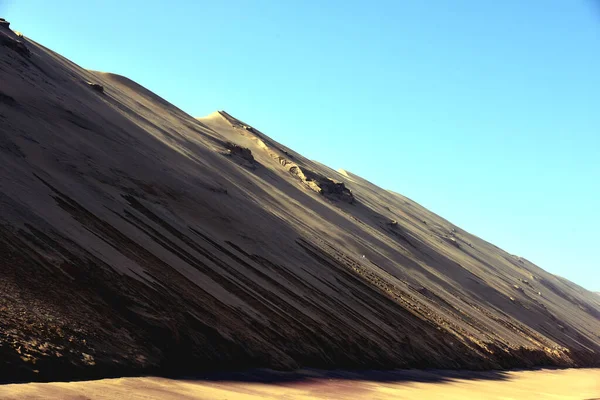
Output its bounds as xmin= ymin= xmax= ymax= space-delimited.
xmin=0 ymin=19 xmax=30 ymax=58
xmin=223 ymin=142 xmax=256 ymax=169
xmin=217 ymin=112 xmax=354 ymax=204
xmin=288 ymin=164 xmax=354 ymax=203
xmin=0 ymin=32 xmax=30 ymax=57
xmin=87 ymin=82 xmax=104 ymax=93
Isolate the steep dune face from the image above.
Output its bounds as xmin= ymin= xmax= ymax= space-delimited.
xmin=1 ymin=21 xmax=599 ymax=383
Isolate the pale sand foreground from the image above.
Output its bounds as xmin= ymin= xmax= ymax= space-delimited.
xmin=0 ymin=369 xmax=598 ymax=400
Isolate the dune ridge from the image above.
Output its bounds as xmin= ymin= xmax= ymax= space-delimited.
xmin=0 ymin=19 xmax=599 ymax=383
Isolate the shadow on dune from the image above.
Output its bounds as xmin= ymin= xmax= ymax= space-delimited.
xmin=184 ymin=367 xmax=514 ymax=385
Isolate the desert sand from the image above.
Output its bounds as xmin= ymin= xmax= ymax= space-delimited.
xmin=0 ymin=369 xmax=598 ymax=399
xmin=1 ymin=16 xmax=599 ymax=386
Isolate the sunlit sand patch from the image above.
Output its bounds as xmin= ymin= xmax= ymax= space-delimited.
xmin=0 ymin=368 xmax=598 ymax=400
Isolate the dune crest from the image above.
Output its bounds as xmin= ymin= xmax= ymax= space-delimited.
xmin=0 ymin=17 xmax=599 ymax=383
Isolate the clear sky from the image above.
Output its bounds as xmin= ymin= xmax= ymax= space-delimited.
xmin=3 ymin=1 xmax=599 ymax=291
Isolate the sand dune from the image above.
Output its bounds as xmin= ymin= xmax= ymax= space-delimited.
xmin=0 ymin=18 xmax=599 ymax=385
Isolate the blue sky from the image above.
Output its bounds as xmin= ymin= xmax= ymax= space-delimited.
xmin=3 ymin=1 xmax=599 ymax=291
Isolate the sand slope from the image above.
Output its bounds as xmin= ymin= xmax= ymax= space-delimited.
xmin=1 ymin=20 xmax=599 ymax=382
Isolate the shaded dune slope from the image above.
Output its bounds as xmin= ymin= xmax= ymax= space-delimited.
xmin=1 ymin=22 xmax=599 ymax=383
